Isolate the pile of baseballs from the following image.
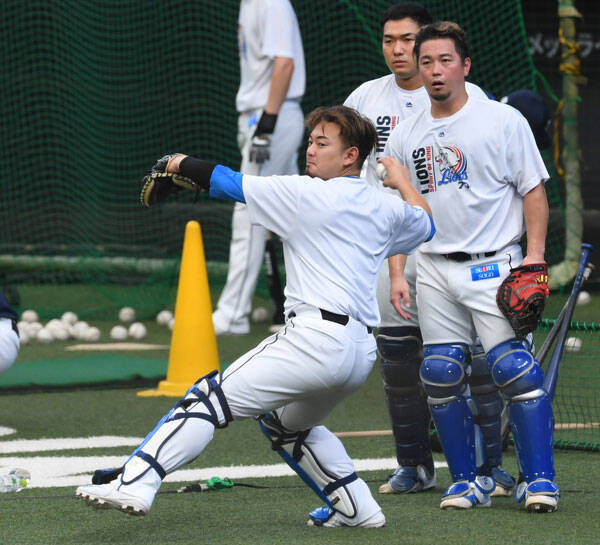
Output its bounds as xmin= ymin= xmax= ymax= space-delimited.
xmin=109 ymin=307 xmax=147 ymax=340
xmin=17 ymin=310 xmax=101 ymax=344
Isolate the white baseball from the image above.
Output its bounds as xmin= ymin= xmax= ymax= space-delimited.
xmin=565 ymin=336 xmax=582 ymax=352
xmin=376 ymin=162 xmax=387 ymax=181
xmin=17 ymin=321 xmax=30 ymax=337
xmin=167 ymin=317 xmax=175 ymax=331
xmin=156 ymin=310 xmax=173 ymax=326
xmin=119 ymin=307 xmax=136 ymax=323
xmin=577 ymin=291 xmax=591 ymax=306
xmin=110 ymin=325 xmax=128 ymax=341
xmin=72 ymin=321 xmax=91 ymax=340
xmin=251 ymin=306 xmax=269 ymax=323
xmin=128 ymin=322 xmax=147 ymax=339
xmin=21 ymin=309 xmax=39 ymax=323
xmin=61 ymin=311 xmax=78 ymax=325
xmin=28 ymin=322 xmax=43 ymax=335
xmin=36 ymin=328 xmax=54 ymax=343
xmin=85 ymin=326 xmax=101 ymax=342
xmin=19 ymin=330 xmax=30 ymax=344
xmin=50 ymin=325 xmax=70 ymax=341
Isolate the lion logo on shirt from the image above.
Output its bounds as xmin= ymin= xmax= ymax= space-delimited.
xmin=436 ymin=146 xmax=469 ymax=189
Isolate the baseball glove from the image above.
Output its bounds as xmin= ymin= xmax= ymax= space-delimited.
xmin=140 ymin=154 xmax=199 ymax=207
xmin=496 ymin=263 xmax=549 ymax=338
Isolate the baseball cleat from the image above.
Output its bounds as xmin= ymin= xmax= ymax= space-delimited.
xmin=440 ymin=477 xmax=495 ymax=509
xmin=379 ymin=465 xmax=436 ymax=494
xmin=75 ymin=483 xmax=150 ymax=516
xmin=489 ymin=466 xmax=516 ymax=497
xmin=515 ymin=479 xmax=559 ymax=513
xmin=307 ymin=506 xmax=386 ymax=528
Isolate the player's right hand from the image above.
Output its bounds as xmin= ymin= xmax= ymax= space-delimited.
xmin=390 ymin=275 xmax=412 ymax=321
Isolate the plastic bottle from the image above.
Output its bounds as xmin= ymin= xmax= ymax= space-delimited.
xmin=0 ymin=468 xmax=30 ymax=492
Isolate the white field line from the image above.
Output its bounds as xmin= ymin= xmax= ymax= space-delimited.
xmin=65 ymin=343 xmax=169 ymax=351
xmin=0 ymin=435 xmax=448 ymax=489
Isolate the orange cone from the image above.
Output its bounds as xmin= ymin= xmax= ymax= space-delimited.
xmin=138 ymin=221 xmax=219 ymax=397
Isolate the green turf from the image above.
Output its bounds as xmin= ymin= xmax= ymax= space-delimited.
xmin=0 ymin=368 xmax=598 ymax=544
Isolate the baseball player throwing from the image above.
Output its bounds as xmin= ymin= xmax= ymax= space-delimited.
xmin=76 ymin=105 xmax=435 ymax=527
xmin=344 ymin=2 xmax=514 ymax=497
xmin=212 ymin=0 xmax=305 ymax=336
xmin=384 ymin=21 xmax=556 ymax=512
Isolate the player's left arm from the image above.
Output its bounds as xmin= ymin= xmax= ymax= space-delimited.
xmin=521 ymin=181 xmax=549 ymax=266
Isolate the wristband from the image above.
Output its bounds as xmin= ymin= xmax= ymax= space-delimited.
xmin=179 ymin=157 xmax=218 ymax=191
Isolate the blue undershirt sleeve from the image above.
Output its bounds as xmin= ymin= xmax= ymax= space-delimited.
xmin=208 ymin=165 xmax=245 ymax=203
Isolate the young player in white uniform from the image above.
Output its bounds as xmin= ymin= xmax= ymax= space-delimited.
xmin=343 ymin=3 xmax=514 ymax=497
xmin=212 ymin=0 xmax=305 ymax=335
xmin=384 ymin=22 xmax=557 ymax=512
xmin=75 ymin=106 xmax=435 ymax=528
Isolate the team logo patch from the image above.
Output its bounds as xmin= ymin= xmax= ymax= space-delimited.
xmin=436 ymin=146 xmax=469 ymax=188
xmin=470 ymin=263 xmax=500 ymax=281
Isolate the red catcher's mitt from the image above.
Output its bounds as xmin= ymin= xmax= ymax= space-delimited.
xmin=496 ymin=263 xmax=549 ymax=338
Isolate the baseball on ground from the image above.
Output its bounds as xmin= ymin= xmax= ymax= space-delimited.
xmin=21 ymin=309 xmax=39 ymax=323
xmin=61 ymin=311 xmax=78 ymax=325
xmin=118 ymin=306 xmax=136 ymax=323
xmin=36 ymin=328 xmax=54 ymax=344
xmin=110 ymin=325 xmax=128 ymax=341
xmin=252 ymin=306 xmax=269 ymax=323
xmin=577 ymin=291 xmax=591 ymax=306
xmin=565 ymin=337 xmax=582 ymax=352
xmin=128 ymin=322 xmax=147 ymax=339
xmin=156 ymin=310 xmax=173 ymax=326
xmin=85 ymin=326 xmax=101 ymax=342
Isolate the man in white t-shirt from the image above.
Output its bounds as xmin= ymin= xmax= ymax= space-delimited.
xmin=212 ymin=0 xmax=305 ymax=336
xmin=384 ymin=21 xmax=557 ymax=513
xmin=344 ymin=2 xmax=514 ymax=498
xmin=75 ymin=105 xmax=435 ymax=528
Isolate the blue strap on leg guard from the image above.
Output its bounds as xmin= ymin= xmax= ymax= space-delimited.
xmin=421 ymin=344 xmax=477 ymax=482
xmin=257 ymin=415 xmax=333 ymax=509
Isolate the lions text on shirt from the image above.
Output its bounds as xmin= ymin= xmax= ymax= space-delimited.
xmin=236 ymin=0 xmax=305 ymax=112
xmin=344 ymin=76 xmax=487 ymax=188
xmin=242 ymin=174 xmax=433 ymax=326
xmin=384 ymin=96 xmax=548 ymax=255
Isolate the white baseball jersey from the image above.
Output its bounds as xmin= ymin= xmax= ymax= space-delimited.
xmin=242 ymin=173 xmax=434 ymax=326
xmin=345 ymin=76 xmax=487 ymax=189
xmin=236 ymin=0 xmax=305 ymax=112
xmin=384 ymin=96 xmax=549 ymax=255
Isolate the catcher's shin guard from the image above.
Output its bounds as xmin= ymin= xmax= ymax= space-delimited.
xmin=421 ymin=344 xmax=478 ymax=482
xmin=99 ymin=371 xmax=232 ymax=489
xmin=487 ymin=339 xmax=555 ymax=484
xmin=377 ymin=327 xmax=433 ymax=473
xmin=469 ymin=350 xmax=505 ymax=471
xmin=258 ymin=414 xmax=381 ymax=524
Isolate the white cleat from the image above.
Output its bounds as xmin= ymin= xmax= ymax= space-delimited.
xmin=307 ymin=506 xmax=386 ymax=528
xmin=75 ymin=483 xmax=150 ymax=516
xmin=440 ymin=477 xmax=495 ymax=510
xmin=519 ymin=479 xmax=560 ymax=513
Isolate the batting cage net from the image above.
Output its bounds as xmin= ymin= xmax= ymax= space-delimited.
xmin=0 ymin=1 xmax=596 ymax=448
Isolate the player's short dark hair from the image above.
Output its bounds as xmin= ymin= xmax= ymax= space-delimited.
xmin=305 ymin=106 xmax=378 ymax=168
xmin=414 ymin=21 xmax=471 ymax=61
xmin=381 ymin=2 xmax=433 ymax=29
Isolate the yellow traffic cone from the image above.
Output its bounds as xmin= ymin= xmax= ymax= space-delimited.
xmin=138 ymin=220 xmax=219 ymax=397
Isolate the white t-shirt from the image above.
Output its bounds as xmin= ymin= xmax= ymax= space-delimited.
xmin=384 ymin=96 xmax=549 ymax=254
xmin=242 ymin=174 xmax=434 ymax=326
xmin=236 ymin=0 xmax=305 ymax=112
xmin=344 ymin=75 xmax=487 ymax=189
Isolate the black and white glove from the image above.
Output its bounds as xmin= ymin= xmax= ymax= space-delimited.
xmin=249 ymin=112 xmax=277 ymax=164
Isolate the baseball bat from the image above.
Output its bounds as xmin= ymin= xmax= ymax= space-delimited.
xmin=265 ymin=233 xmax=285 ymax=326
xmin=543 ymin=243 xmax=594 ymax=400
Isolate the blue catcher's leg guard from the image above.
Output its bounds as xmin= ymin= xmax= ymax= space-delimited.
xmin=377 ymin=327 xmax=435 ymax=494
xmin=487 ymin=339 xmax=559 ymax=513
xmin=469 ymin=341 xmax=515 ymax=496
xmin=258 ymin=414 xmax=385 ymax=527
xmin=77 ymin=371 xmax=233 ymax=515
xmin=421 ymin=344 xmax=495 ymax=509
